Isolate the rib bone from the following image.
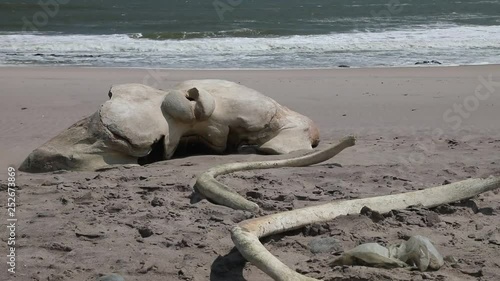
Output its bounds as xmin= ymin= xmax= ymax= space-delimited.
xmin=194 ymin=136 xmax=356 ymax=212
xmin=231 ymin=176 xmax=500 ymax=281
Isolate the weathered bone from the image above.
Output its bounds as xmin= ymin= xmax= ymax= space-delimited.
xmin=194 ymin=136 xmax=356 ymax=212
xmin=333 ymin=235 xmax=444 ymax=271
xmin=19 ymin=80 xmax=320 ymax=173
xmin=231 ymin=172 xmax=499 ymax=280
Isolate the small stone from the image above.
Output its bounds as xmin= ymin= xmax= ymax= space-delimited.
xmin=432 ymin=204 xmax=456 ymax=214
xmin=74 ymin=192 xmax=95 ymax=205
xmin=75 ymin=223 xmax=107 ymax=239
xmin=397 ymin=231 xmax=412 ymax=240
xmin=138 ymin=227 xmax=154 ymax=238
xmin=246 ymin=191 xmax=263 ymax=199
xmin=138 ymin=185 xmax=161 ymax=191
xmin=151 ymin=197 xmax=164 ymax=207
xmin=59 ymin=197 xmax=69 ymax=205
xmin=308 ymin=237 xmax=342 ymax=254
xmin=435 ymin=222 xmax=447 ymax=228
xmin=425 ymin=212 xmax=441 ymax=227
xmin=489 ymin=234 xmax=500 ymax=245
xmin=75 ymin=231 xmax=104 ymax=239
xmin=444 ymin=255 xmax=458 ymax=264
xmin=209 ymin=216 xmax=224 ymax=222
xmin=43 ymin=242 xmax=72 ymax=252
xmin=37 ymin=212 xmax=56 ymax=218
xmin=162 ymin=240 xmax=174 ymax=247
xmin=460 ymin=268 xmax=483 ymax=277
xmin=272 ymin=194 xmax=294 ymax=202
xmin=421 ymin=273 xmax=432 ymax=279
xmin=98 ymin=274 xmax=125 ymax=281
xmin=295 ymin=268 xmax=310 ymax=274
xmin=41 ymin=176 xmax=65 ymax=186
xmin=476 ymin=223 xmax=484 ymax=230
xmin=295 ymin=193 xmax=311 ymax=200
xmin=478 ymin=207 xmax=494 ymax=216
xmin=302 ymin=224 xmax=328 ymax=237
xmin=176 ymin=239 xmax=191 ymax=248
xmin=260 ymin=201 xmax=278 ymax=211
xmin=360 ymin=206 xmax=385 ymax=223
xmin=105 ymin=203 xmax=127 ymax=213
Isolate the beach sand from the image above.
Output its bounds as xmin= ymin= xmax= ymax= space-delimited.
xmin=1 ymin=65 xmax=499 ymax=280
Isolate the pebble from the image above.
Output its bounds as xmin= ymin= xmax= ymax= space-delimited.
xmin=151 ymin=197 xmax=164 ymax=207
xmin=105 ymin=203 xmax=127 ymax=213
xmin=44 ymin=242 xmax=72 ymax=252
xmin=303 ymin=224 xmax=329 ymax=237
xmin=246 ymin=191 xmax=263 ymax=199
xmin=425 ymin=212 xmax=441 ymax=227
xmin=272 ymin=194 xmax=294 ymax=202
xmin=98 ymin=274 xmax=125 ymax=281
xmin=421 ymin=273 xmax=432 ymax=279
xmin=360 ymin=206 xmax=385 ymax=223
xmin=444 ymin=255 xmax=458 ymax=264
xmin=138 ymin=227 xmax=154 ymax=238
xmin=308 ymin=237 xmax=342 ymax=254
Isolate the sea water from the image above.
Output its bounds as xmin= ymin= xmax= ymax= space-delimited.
xmin=0 ymin=0 xmax=499 ymax=68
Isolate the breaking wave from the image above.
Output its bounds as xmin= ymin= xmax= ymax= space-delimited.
xmin=1 ymin=25 xmax=499 ymax=68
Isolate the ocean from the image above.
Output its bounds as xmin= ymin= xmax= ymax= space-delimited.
xmin=0 ymin=0 xmax=499 ymax=68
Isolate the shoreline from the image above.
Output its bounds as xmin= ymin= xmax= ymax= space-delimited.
xmin=0 ymin=63 xmax=498 ymax=71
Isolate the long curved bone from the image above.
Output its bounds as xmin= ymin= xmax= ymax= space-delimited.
xmin=194 ymin=136 xmax=356 ymax=212
xmin=231 ymin=176 xmax=500 ymax=281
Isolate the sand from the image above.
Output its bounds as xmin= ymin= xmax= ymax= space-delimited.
xmin=0 ymin=65 xmax=499 ymax=281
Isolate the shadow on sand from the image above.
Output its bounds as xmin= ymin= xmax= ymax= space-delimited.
xmin=210 ymin=248 xmax=248 ymax=281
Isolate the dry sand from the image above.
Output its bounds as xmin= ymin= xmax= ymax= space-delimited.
xmin=0 ymin=65 xmax=499 ymax=281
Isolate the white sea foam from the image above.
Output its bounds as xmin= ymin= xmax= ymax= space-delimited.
xmin=1 ymin=25 xmax=499 ymax=68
